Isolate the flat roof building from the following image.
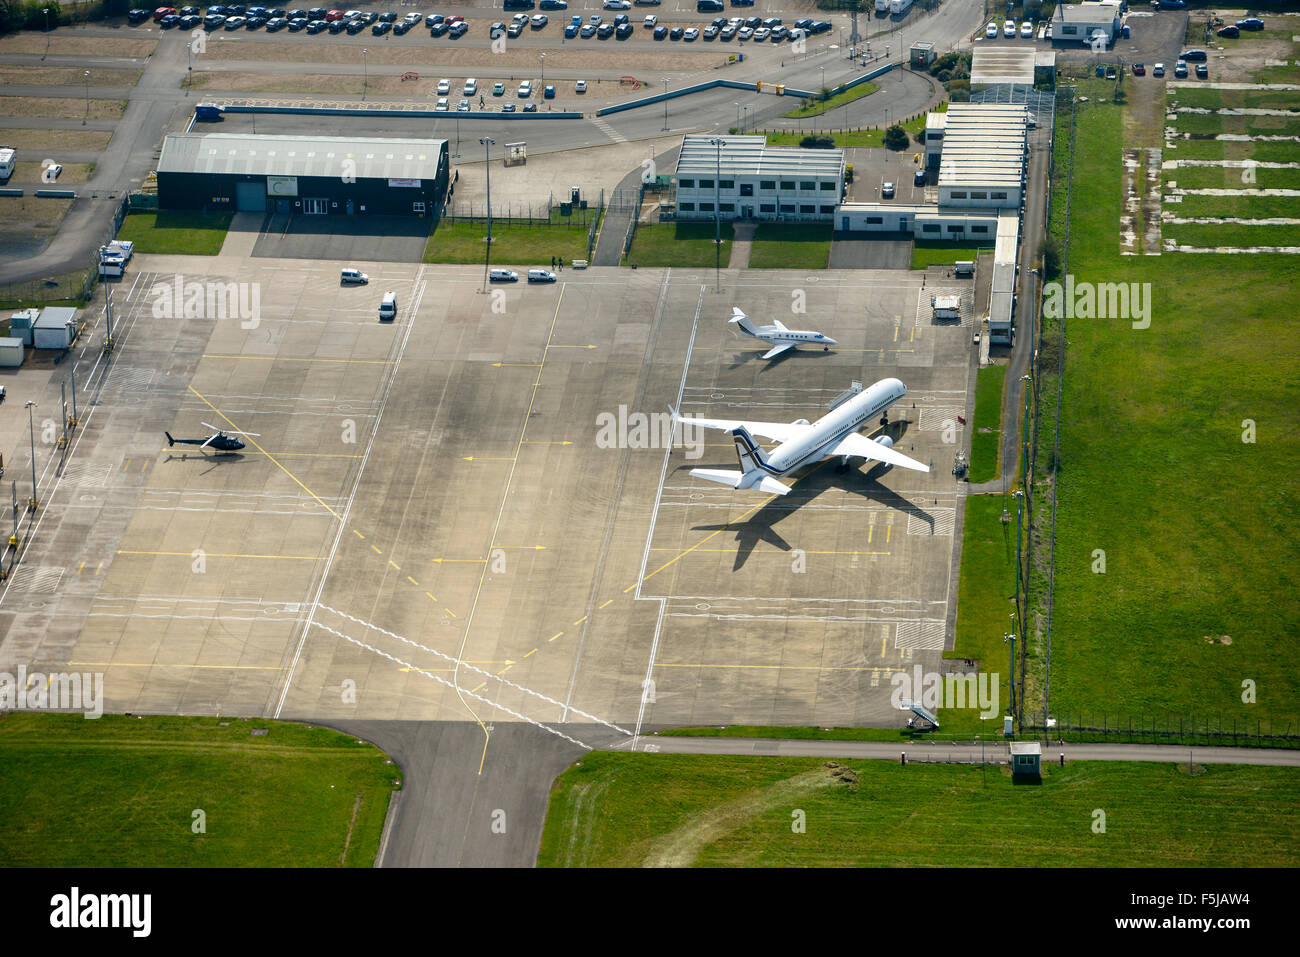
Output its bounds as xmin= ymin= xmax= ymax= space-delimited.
xmin=937 ymin=103 xmax=1029 ymax=210
xmin=1053 ymin=2 xmax=1121 ymax=46
xmin=674 ymin=134 xmax=845 ymax=222
xmin=157 ymin=132 xmax=450 ymax=218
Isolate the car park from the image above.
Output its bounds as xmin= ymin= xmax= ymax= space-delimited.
xmin=435 ymin=97 xmax=449 ymax=110
xmin=493 ymin=82 xmax=506 ymax=96
xmin=531 ymin=13 xmax=548 ymax=27
xmin=1020 ymin=20 xmax=1032 ymax=37
xmin=1195 ymin=63 xmax=1207 ymax=79
xmin=881 ymin=181 xmax=894 ymax=198
xmin=1132 ymin=62 xmax=1145 ymax=75
xmin=1152 ymin=62 xmax=1165 ymax=77
xmin=490 ymin=269 xmax=519 ymax=282
xmin=528 ymin=269 xmax=557 ymax=283
xmin=575 ymin=80 xmax=586 ymax=93
xmin=653 ymin=24 xmax=666 ymax=39
xmin=1217 ymin=24 xmax=1238 ymax=38
xmin=1236 ymin=17 xmax=1264 ymax=31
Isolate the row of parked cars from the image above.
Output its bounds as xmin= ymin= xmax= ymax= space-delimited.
xmin=133 ymin=7 xmax=478 ymax=36
xmin=987 ymin=19 xmax=1035 ymax=39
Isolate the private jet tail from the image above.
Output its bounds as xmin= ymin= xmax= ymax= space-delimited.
xmin=729 ymin=307 xmax=761 ymax=338
xmin=690 ymin=425 xmax=791 ymax=496
xmin=165 ymin=431 xmax=175 ymax=447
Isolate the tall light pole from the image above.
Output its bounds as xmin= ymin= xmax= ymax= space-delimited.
xmin=734 ymin=100 xmax=740 ymax=131
xmin=25 ymin=401 xmax=37 ymax=513
xmin=42 ymin=7 xmax=50 ymax=60
xmin=708 ymin=135 xmax=723 ymax=291
xmin=83 ymin=71 xmax=89 ymax=125
xmin=361 ymin=48 xmax=368 ymax=101
xmin=480 ymin=136 xmax=495 ymax=291
xmin=540 ymin=52 xmax=545 ymax=82
xmin=661 ymin=77 xmax=669 ymax=131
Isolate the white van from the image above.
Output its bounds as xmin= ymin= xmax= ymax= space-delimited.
xmin=341 ymin=267 xmax=369 ymax=285
xmin=489 ymin=268 xmax=519 ymax=282
xmin=954 ymin=261 xmax=975 ymax=278
xmin=379 ymin=291 xmax=397 ymax=320
xmin=527 ymin=269 xmax=557 ymax=283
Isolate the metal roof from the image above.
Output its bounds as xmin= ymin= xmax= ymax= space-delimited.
xmin=1057 ymin=1 xmax=1121 ymax=23
xmin=158 ymin=133 xmax=446 ymax=180
xmin=970 ymin=48 xmax=1038 ymax=87
xmin=676 ymin=134 xmax=844 ymax=180
xmin=937 ymin=103 xmax=1027 ymax=191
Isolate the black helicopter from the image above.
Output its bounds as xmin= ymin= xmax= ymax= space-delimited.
xmin=165 ymin=422 xmax=258 ymax=453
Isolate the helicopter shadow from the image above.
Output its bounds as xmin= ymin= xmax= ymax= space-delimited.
xmin=680 ymin=421 xmax=932 ymax=572
xmin=164 ymin=451 xmax=247 ymax=477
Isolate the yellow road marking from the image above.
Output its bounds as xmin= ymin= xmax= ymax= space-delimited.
xmin=647 ymin=548 xmax=889 ymax=556
xmin=116 ymin=550 xmax=317 ymax=560
xmin=77 ymin=561 xmax=85 ymax=575
xmin=187 ymin=385 xmax=344 ymax=521
xmin=599 ymin=598 xmax=614 ymax=609
xmin=445 ymin=608 xmax=458 ymax=618
xmin=656 ymin=663 xmax=908 ymax=673
xmin=371 ymin=545 xmax=382 ymax=555
xmin=202 ymin=354 xmax=393 ymax=364
xmin=389 ymin=560 xmax=400 ymax=571
xmin=431 ymin=557 xmax=487 ymax=564
xmin=407 ymin=576 xmax=419 ymax=586
xmin=353 ymin=530 xmax=365 ymax=539
xmin=548 ymin=632 xmax=563 ymax=642
xmin=69 ymin=661 xmax=285 ymax=671
xmin=523 ymin=648 xmax=537 ymax=658
xmin=267 ymin=452 xmax=364 ymax=459
xmin=573 ymin=615 xmax=587 ymax=626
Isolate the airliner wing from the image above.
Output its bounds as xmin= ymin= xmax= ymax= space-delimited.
xmin=830 ymin=433 xmax=931 ymax=471
xmin=671 ymin=408 xmax=809 ymax=445
xmin=761 ymin=342 xmax=796 ymax=360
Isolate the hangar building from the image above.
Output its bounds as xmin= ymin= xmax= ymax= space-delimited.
xmin=673 ymin=134 xmax=845 ymax=223
xmin=156 ymin=133 xmax=449 ymax=218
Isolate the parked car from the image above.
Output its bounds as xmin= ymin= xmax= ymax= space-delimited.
xmin=1174 ymin=60 xmax=1187 ymax=78
xmin=1236 ymin=17 xmax=1264 ymax=31
xmin=509 ymin=20 xmax=524 ymax=36
xmin=370 ymin=20 xmax=390 ymax=34
xmin=1157 ymin=0 xmax=1185 ymax=8
xmin=644 ymin=14 xmax=656 ymax=27
xmin=616 ymin=21 xmax=631 ymax=37
xmin=1217 ymin=24 xmax=1238 ymax=38
xmin=458 ymin=98 xmax=470 ymax=111
xmin=128 ymin=9 xmax=152 ymax=24
xmin=575 ymin=79 xmax=586 ymax=93
xmin=602 ymin=0 xmax=630 ymax=8
xmin=736 ymin=26 xmax=751 ymax=40
xmin=517 ymin=79 xmax=532 ymax=96
xmin=580 ymin=23 xmax=596 ymax=37
xmin=1152 ymin=62 xmax=1165 ymax=77
xmin=544 ymin=84 xmax=555 ymax=97
xmin=490 ymin=21 xmax=506 ymax=37
xmin=490 ymin=269 xmax=519 ymax=282
xmin=1195 ymin=63 xmax=1207 ymax=78
xmin=597 ymin=22 xmax=614 ymax=37
xmin=670 ymin=26 xmax=684 ymax=40
xmin=684 ymin=26 xmax=699 ymax=40
xmin=1020 ymin=20 xmax=1032 ymax=38
xmin=913 ymin=169 xmax=926 ymax=187
xmin=464 ymin=78 xmax=477 ymax=95
xmin=449 ymin=20 xmax=467 ymax=36
xmin=523 ymin=102 xmax=537 ymax=111
xmin=540 ymin=0 xmax=567 ymax=9
xmin=435 ymin=97 xmax=449 ymax=110
xmin=563 ymin=21 xmax=576 ymax=36
xmin=340 ymin=268 xmax=369 ymax=285
xmin=531 ymin=13 xmax=548 ymax=27
xmin=424 ymin=13 xmax=442 ymax=26
xmin=704 ymin=25 xmax=719 ymax=39
xmin=985 ymin=21 xmax=997 ymax=38
xmin=1180 ymin=49 xmax=1207 ymax=62
xmin=528 ymin=269 xmax=557 ymax=283
xmin=493 ymin=82 xmax=506 ymax=96
xmin=1003 ymin=19 xmax=1015 ymax=38
xmin=1132 ymin=62 xmax=1145 ymax=75
xmin=881 ymin=181 xmax=894 ymax=198
xmin=501 ymin=102 xmax=516 ymax=112
xmin=437 ymin=78 xmax=450 ymax=95
xmin=653 ymin=24 xmax=666 ymax=39
xmin=429 ymin=20 xmax=448 ymax=35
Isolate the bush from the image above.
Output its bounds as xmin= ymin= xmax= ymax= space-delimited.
xmin=883 ymin=124 xmax=909 ymax=151
xmin=950 ymin=89 xmax=971 ymax=102
xmin=800 ymin=134 xmax=836 ymax=149
xmin=1039 ymin=237 xmax=1062 ymax=280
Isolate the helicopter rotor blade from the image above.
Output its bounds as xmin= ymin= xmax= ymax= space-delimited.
xmin=199 ymin=435 xmax=216 ymax=449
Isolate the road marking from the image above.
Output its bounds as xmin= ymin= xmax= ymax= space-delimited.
xmin=69 ymin=661 xmax=285 ymax=671
xmin=573 ymin=615 xmax=587 ymax=625
xmin=201 ymin=354 xmax=394 ymax=365
xmin=425 ymin=591 xmax=438 ymax=602
xmin=407 ymin=576 xmax=419 ymax=586
xmin=548 ymin=631 xmax=563 ymax=642
xmin=389 ymin=560 xmax=401 ymax=571
xmin=599 ymin=598 xmax=614 ymax=609
xmin=115 ymin=549 xmax=318 ymax=560
xmin=656 ymin=662 xmax=908 ymax=673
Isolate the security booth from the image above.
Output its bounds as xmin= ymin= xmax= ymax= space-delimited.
xmin=1010 ymin=741 xmax=1042 ymax=777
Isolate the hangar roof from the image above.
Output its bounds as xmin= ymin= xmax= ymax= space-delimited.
xmin=158 ymin=133 xmax=447 ymax=181
xmin=937 ymin=103 xmax=1028 ymax=192
xmin=676 ymin=134 xmax=844 ymax=180
xmin=970 ymin=48 xmax=1037 ymax=87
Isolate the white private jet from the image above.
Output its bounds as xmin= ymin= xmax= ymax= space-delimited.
xmin=672 ymin=378 xmax=928 ymax=496
xmin=730 ymin=307 xmax=837 ymax=360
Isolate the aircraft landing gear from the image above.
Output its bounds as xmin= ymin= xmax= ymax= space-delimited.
xmin=835 ymin=455 xmax=852 ymax=473
xmin=880 ymin=414 xmax=889 ymax=427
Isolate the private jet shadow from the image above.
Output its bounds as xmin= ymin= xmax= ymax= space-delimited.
xmin=728 ymin=346 xmax=839 ymax=372
xmin=680 ymin=423 xmax=933 ymax=572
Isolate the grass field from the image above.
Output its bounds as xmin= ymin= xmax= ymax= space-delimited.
xmin=747 ymin=223 xmax=831 ymax=269
xmin=910 ymin=240 xmax=985 ymax=270
xmin=538 ymin=752 xmax=1300 ymax=867
xmin=764 ymin=115 xmax=929 ymax=150
xmin=625 ymin=221 xmax=734 ymax=268
xmin=424 ymin=215 xmax=590 ymax=265
xmin=782 ymin=82 xmax=879 ymax=119
xmin=9 ymin=161 xmax=96 ymax=185
xmin=116 ymin=210 xmax=233 ymax=255
xmin=0 ymin=714 xmax=399 ymax=867
xmin=968 ymin=363 xmax=1005 ymax=484
xmin=0 ymin=127 xmax=112 ymax=151
xmin=0 ymin=96 xmax=127 ymax=120
xmin=0 ymin=67 xmax=141 ymax=88
xmin=1030 ymin=79 xmax=1300 ymax=729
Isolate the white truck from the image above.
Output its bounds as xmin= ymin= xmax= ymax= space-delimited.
xmin=0 ymin=147 xmax=15 ymax=182
xmin=931 ymin=294 xmax=962 ymax=321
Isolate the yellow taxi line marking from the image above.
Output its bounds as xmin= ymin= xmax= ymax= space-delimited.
xmin=573 ymin=615 xmax=587 ymax=626
xmin=523 ymin=648 xmax=537 ymax=658
xmin=656 ymin=663 xmax=908 ymax=673
xmin=445 ymin=608 xmax=457 ymax=618
xmin=389 ymin=560 xmax=401 ymax=571
xmin=425 ymin=591 xmax=438 ymax=602
xmin=353 ymin=530 xmax=365 ymax=539
xmin=115 ymin=550 xmax=317 ymax=560
xmin=407 ymin=576 xmax=419 ymax=587
xmin=548 ymin=632 xmax=563 ymax=642
xmin=371 ymin=545 xmax=382 ymax=555
xmin=68 ymin=661 xmax=285 ymax=671
xmin=599 ymin=598 xmax=614 ymax=609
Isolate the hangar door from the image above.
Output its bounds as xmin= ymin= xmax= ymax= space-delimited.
xmin=235 ymin=181 xmax=265 ymax=212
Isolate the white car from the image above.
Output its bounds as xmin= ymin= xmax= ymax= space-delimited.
xmin=490 ymin=269 xmax=519 ymax=282
xmin=1020 ymin=20 xmax=1033 ymax=38
xmin=45 ymin=163 xmax=63 ymax=180
xmin=435 ymin=97 xmax=449 ymax=110
xmin=602 ymin=0 xmax=630 ymax=8
xmin=518 ymin=79 xmax=532 ymax=97
xmin=463 ymin=78 xmax=477 ymax=96
xmin=1003 ymin=20 xmax=1015 ymax=38
xmin=457 ymin=99 xmax=470 ymax=112
xmin=527 ymin=269 xmax=557 ymax=283
xmin=643 ymin=14 xmax=656 ymax=27
xmin=985 ymin=21 xmax=997 ymax=38
xmin=530 ymin=13 xmax=547 ymax=27
xmin=575 ymin=79 xmax=587 ymax=93
xmin=737 ymin=26 xmax=752 ymax=40
xmin=436 ymin=78 xmax=450 ymax=95
xmin=751 ymin=27 xmax=766 ymax=40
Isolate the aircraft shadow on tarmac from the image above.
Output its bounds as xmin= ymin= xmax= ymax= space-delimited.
xmin=164 ymin=451 xmax=246 ymax=477
xmin=727 ymin=346 xmax=839 ymax=373
xmin=679 ymin=422 xmax=933 ymax=572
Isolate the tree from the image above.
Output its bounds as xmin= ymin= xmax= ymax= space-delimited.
xmin=801 ymin=134 xmax=836 ymax=149
xmin=883 ymin=124 xmax=909 ymax=151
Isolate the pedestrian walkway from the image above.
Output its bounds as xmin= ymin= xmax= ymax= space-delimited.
xmin=216 ymin=211 xmax=263 ymax=259
xmin=727 ymin=222 xmax=756 ymax=269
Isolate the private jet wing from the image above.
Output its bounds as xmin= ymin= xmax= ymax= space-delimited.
xmin=671 ymin=408 xmax=808 ymax=444
xmin=761 ymin=343 xmax=796 ymax=360
xmin=830 ymin=432 xmax=930 ymax=471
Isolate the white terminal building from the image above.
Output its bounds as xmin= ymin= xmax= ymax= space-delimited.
xmin=673 ymin=134 xmax=846 ymax=222
xmin=836 ymin=100 xmax=1031 ymax=346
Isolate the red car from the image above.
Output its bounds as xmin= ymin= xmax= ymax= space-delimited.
xmin=447 ymin=14 xmax=464 ymax=24
xmin=153 ymin=6 xmax=177 ymax=19
xmin=325 ymin=8 xmax=344 ymax=19
xmin=1132 ymin=63 xmax=1145 ymax=76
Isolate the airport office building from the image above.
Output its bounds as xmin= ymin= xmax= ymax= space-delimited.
xmin=157 ymin=133 xmax=450 ymax=217
xmin=673 ymin=135 xmax=846 ymax=222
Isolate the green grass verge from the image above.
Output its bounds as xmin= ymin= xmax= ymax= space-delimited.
xmin=424 ymin=217 xmax=591 ymax=265
xmin=781 ymin=82 xmax=878 ymax=119
xmin=1164 ymin=222 xmax=1300 ymax=247
xmin=0 ymin=714 xmax=400 ymax=867
xmin=1172 ymin=194 xmax=1300 ymax=219
xmin=1034 ymin=81 xmax=1300 ymax=729
xmin=968 ymin=363 xmax=1005 ymax=484
xmin=765 ymin=114 xmax=929 ymax=150
xmin=910 ymin=240 xmax=985 ymax=270
xmin=538 ymin=752 xmax=1300 ymax=867
xmin=116 ymin=210 xmax=233 ymax=255
xmin=747 ymin=222 xmax=831 ymax=269
xmin=657 ymin=725 xmax=913 ymax=741
xmin=625 ymin=221 xmax=734 ymax=268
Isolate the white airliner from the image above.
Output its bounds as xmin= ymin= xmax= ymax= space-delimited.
xmin=730 ymin=307 xmax=837 ymax=360
xmin=672 ymin=378 xmax=929 ymax=495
